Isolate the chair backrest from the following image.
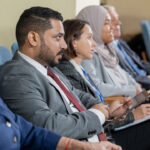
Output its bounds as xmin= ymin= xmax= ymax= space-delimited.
xmin=141 ymin=21 xmax=150 ymax=60
xmin=0 ymin=46 xmax=12 ymax=65
xmin=11 ymin=42 xmax=18 ymax=56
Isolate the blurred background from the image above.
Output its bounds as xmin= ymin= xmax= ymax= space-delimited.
xmin=1 ymin=0 xmax=150 ymax=50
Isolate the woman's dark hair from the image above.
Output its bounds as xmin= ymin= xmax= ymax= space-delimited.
xmin=63 ymin=19 xmax=89 ymax=59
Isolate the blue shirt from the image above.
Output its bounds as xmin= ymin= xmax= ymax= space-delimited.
xmin=117 ymin=41 xmax=146 ymax=76
xmin=0 ymin=98 xmax=61 ymax=150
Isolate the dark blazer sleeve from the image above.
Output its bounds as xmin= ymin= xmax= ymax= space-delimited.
xmin=0 ymin=98 xmax=61 ymax=150
xmin=17 ymin=115 xmax=61 ymax=150
xmin=71 ymin=85 xmax=101 ymax=108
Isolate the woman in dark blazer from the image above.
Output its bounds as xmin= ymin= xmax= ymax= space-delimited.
xmin=57 ymin=19 xmax=102 ymax=102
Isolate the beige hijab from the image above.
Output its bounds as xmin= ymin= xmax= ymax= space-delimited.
xmin=76 ymin=5 xmax=119 ymax=68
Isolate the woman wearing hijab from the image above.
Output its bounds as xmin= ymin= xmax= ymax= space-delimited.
xmin=76 ymin=5 xmax=141 ymax=98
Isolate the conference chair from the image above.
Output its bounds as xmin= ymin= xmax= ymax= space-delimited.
xmin=141 ymin=21 xmax=150 ymax=61
xmin=0 ymin=46 xmax=12 ymax=65
xmin=11 ymin=42 xmax=18 ymax=56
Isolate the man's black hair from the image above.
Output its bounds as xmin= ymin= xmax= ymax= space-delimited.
xmin=16 ymin=6 xmax=63 ymax=47
xmin=63 ymin=19 xmax=89 ymax=58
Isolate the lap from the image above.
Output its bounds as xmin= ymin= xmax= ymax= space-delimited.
xmin=112 ymin=120 xmax=150 ymax=150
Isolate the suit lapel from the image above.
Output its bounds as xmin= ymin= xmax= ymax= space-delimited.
xmin=14 ymin=53 xmax=73 ymax=114
xmin=48 ymin=81 xmax=73 ymax=114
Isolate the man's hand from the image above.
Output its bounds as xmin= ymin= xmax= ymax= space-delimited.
xmin=91 ymin=103 xmax=109 ymax=119
xmin=132 ymin=104 xmax=150 ymax=120
xmin=57 ymin=137 xmax=122 ymax=150
xmin=88 ymin=141 xmax=122 ymax=150
xmin=109 ymin=97 xmax=132 ymax=118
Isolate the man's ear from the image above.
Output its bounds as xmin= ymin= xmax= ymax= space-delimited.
xmin=27 ymin=31 xmax=40 ymax=47
xmin=72 ymin=40 xmax=78 ymax=50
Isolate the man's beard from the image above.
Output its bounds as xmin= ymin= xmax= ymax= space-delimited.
xmin=38 ymin=38 xmax=64 ymax=67
xmin=49 ymin=49 xmax=64 ymax=67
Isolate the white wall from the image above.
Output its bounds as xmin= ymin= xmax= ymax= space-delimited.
xmin=76 ymin=0 xmax=100 ymax=15
xmin=0 ymin=0 xmax=101 ymax=49
xmin=0 ymin=0 xmax=75 ymax=49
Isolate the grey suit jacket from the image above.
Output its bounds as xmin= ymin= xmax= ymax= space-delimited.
xmin=82 ymin=53 xmax=137 ymax=98
xmin=0 ymin=52 xmax=103 ymax=139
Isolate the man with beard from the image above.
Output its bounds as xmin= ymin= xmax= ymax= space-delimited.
xmin=0 ymin=6 xmax=130 ymax=145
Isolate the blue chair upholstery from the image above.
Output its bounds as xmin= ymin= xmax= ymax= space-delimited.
xmin=11 ymin=42 xmax=18 ymax=56
xmin=0 ymin=46 xmax=12 ymax=65
xmin=141 ymin=21 xmax=150 ymax=60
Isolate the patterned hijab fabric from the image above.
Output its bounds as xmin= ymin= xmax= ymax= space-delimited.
xmin=76 ymin=5 xmax=119 ymax=68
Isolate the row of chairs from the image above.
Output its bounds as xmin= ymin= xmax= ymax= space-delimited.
xmin=11 ymin=42 xmax=18 ymax=56
xmin=0 ymin=21 xmax=150 ymax=65
xmin=0 ymin=42 xmax=18 ymax=65
xmin=141 ymin=21 xmax=150 ymax=61
xmin=0 ymin=46 xmax=12 ymax=65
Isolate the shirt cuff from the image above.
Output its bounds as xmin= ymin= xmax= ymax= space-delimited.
xmin=89 ymin=108 xmax=105 ymax=125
